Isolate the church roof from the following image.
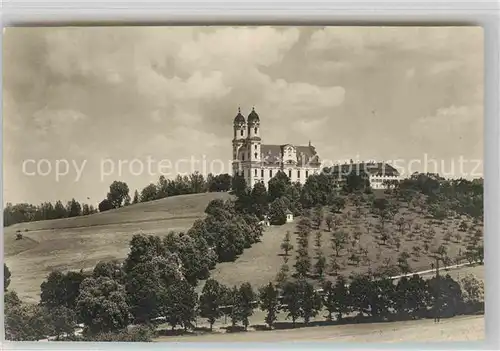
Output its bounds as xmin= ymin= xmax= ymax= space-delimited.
xmin=233 ymin=108 xmax=245 ymax=125
xmin=247 ymin=108 xmax=260 ymax=124
xmin=328 ymin=162 xmax=399 ymax=177
xmin=260 ymin=144 xmax=321 ymax=167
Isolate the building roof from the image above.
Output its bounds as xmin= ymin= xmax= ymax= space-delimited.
xmin=247 ymin=107 xmax=260 ymax=124
xmin=233 ymin=107 xmax=246 ymax=125
xmin=260 ymin=144 xmax=321 ymax=167
xmin=328 ymin=162 xmax=400 ymax=177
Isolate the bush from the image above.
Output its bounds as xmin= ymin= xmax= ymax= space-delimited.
xmin=85 ymin=325 xmax=156 ymax=342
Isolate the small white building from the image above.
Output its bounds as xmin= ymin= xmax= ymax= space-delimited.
xmin=286 ymin=210 xmax=294 ymax=223
xmin=259 ymin=215 xmax=270 ymax=227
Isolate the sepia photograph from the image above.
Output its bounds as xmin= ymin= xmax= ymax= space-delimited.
xmin=3 ymin=26 xmax=484 ymax=342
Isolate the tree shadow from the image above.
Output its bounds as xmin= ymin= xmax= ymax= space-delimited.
xmin=222 ymin=325 xmax=247 ymax=333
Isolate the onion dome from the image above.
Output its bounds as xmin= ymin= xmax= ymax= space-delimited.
xmin=247 ymin=107 xmax=260 ymax=124
xmin=233 ymin=107 xmax=246 ymax=125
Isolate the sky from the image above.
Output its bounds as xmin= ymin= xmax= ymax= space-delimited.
xmin=3 ymin=26 xmax=484 ymax=205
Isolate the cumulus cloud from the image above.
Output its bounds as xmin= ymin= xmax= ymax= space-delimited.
xmin=410 ymin=105 xmax=483 ymax=159
xmin=3 ymin=26 xmax=484 ymax=203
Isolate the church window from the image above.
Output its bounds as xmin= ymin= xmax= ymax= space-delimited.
xmin=297 ymin=170 xmax=300 ymax=178
xmin=288 ymin=170 xmax=292 ymax=178
xmin=254 ymin=127 xmax=258 ymax=134
xmin=269 ymin=170 xmax=273 ymax=177
xmin=306 ymin=170 xmax=309 ymax=177
xmin=254 ymin=153 xmax=257 ymax=158
xmin=255 ymin=145 xmax=257 ymax=149
xmin=242 ymin=154 xmax=245 ymax=161
xmin=240 ymin=130 xmax=244 ymax=136
xmin=255 ymin=169 xmax=257 ymax=176
xmin=261 ymin=169 xmax=264 ymax=177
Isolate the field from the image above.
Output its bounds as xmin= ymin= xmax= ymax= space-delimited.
xmin=3 ymin=192 xmax=232 ymax=302
xmin=155 ymin=314 xmax=484 ymax=342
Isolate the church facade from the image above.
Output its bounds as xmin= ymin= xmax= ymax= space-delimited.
xmin=232 ymin=107 xmax=322 ymax=189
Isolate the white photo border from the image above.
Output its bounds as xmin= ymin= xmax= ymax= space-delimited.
xmin=1 ymin=1 xmax=498 ymax=350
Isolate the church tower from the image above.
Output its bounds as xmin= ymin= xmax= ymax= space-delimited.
xmin=232 ymin=107 xmax=246 ymax=176
xmin=247 ymin=107 xmax=261 ymax=187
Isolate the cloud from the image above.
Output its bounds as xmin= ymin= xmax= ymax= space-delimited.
xmin=307 ymin=27 xmax=482 ymax=56
xmin=33 ymin=108 xmax=87 ymax=136
xmin=177 ymin=27 xmax=301 ymax=69
xmin=3 ymin=26 xmax=484 ymax=203
xmin=410 ymin=104 xmax=483 ymax=158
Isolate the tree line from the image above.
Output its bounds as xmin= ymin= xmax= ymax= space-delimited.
xmin=4 ymin=259 xmax=484 ymax=341
xmin=4 ymin=195 xmax=264 ymax=340
xmin=4 ymin=172 xmax=232 ymax=227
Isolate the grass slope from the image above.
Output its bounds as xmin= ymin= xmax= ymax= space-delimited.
xmin=209 ymin=191 xmax=482 ymax=289
xmin=4 ymin=192 xmax=232 ymax=302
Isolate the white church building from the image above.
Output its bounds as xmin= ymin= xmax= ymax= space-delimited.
xmin=231 ymin=107 xmax=322 ymax=189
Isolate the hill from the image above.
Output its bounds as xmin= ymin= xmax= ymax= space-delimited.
xmin=208 ymin=190 xmax=482 ymax=289
xmin=4 ymin=192 xmax=232 ymax=302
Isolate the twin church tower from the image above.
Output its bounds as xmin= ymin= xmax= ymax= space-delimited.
xmin=231 ymin=107 xmax=322 ymax=189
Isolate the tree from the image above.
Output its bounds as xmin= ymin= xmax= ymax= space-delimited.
xmin=268 ymin=197 xmax=288 ymax=225
xmin=394 ymin=274 xmax=431 ymax=319
xmin=345 ymin=170 xmax=369 ymax=193
xmin=331 ymin=230 xmax=348 ymax=257
xmin=107 ymin=181 xmax=130 ymax=208
xmin=231 ymin=174 xmax=248 ymax=198
xmin=82 ymin=203 xmax=91 ymax=215
xmin=199 ymin=279 xmax=225 ymax=331
xmin=331 ymin=197 xmax=346 ymax=213
xmin=125 ymin=254 xmax=184 ymax=324
xmin=40 ymin=270 xmax=87 ymax=310
xmin=314 ymin=253 xmax=327 ymax=280
xmin=76 ymin=277 xmax=130 ymax=335
xmin=259 ymin=282 xmax=280 ymax=329
xmin=48 ymin=306 xmax=77 ymax=340
xmin=459 ymin=274 xmax=484 ymax=313
xmin=295 ymin=246 xmax=311 ymax=278
xmin=93 ymin=260 xmax=125 ymax=283
xmin=164 ymin=279 xmax=198 ymax=331
xmin=132 ymin=190 xmax=139 ymax=204
xmin=268 ymin=171 xmax=291 ymax=202
xmin=323 ymin=276 xmax=350 ymax=322
xmin=397 ymin=251 xmax=411 ymax=275
xmin=250 ymin=182 xmax=269 ymax=219
xmin=66 ymin=198 xmax=82 ymax=217
xmin=236 ymin=282 xmax=256 ymax=330
xmin=299 ymin=279 xmax=322 ymax=325
xmin=207 ymin=173 xmax=232 ymax=192
xmin=98 ymin=199 xmax=114 ymax=212
xmin=325 ymin=214 xmax=334 ymax=231
xmin=427 ymin=274 xmax=464 ymax=318
xmin=312 ymin=207 xmax=324 ymax=229
xmin=123 ymin=194 xmax=131 ymax=206
xmin=275 ymin=263 xmax=290 ymax=287
xmin=54 ymin=200 xmax=68 ymax=218
xmin=280 ymin=231 xmax=294 ymax=258
xmin=140 ymin=183 xmax=158 ymax=202
xmin=4 ymin=303 xmax=53 ymax=341
xmin=4 ymin=263 xmax=11 ymax=291
xmin=189 ymin=171 xmax=207 ymax=194
xmin=281 ymin=281 xmax=301 ymax=327
xmin=349 ymin=274 xmax=373 ymax=317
